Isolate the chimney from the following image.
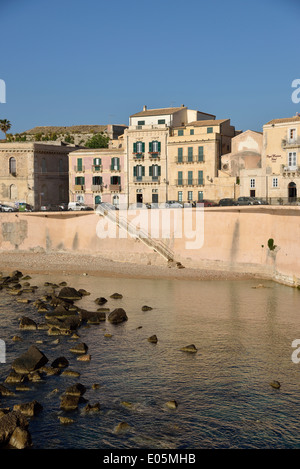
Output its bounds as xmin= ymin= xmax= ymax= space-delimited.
xmin=181 ymin=104 xmax=185 ymax=107
xmin=143 ymin=105 xmax=147 ymax=111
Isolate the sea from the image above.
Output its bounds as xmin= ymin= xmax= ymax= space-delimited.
xmin=1 ymin=273 xmax=300 ymax=450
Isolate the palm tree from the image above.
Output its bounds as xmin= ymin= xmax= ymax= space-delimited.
xmin=0 ymin=119 xmax=12 ymax=139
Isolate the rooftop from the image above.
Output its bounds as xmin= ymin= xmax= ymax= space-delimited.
xmin=176 ymin=119 xmax=229 ymax=128
xmin=130 ymin=106 xmax=187 ymax=118
xmin=265 ymin=115 xmax=300 ymax=125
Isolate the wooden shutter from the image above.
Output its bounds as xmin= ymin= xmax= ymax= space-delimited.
xmin=77 ymin=158 xmax=82 ymax=171
xmin=142 ymin=166 xmax=145 ymax=176
xmin=149 ymin=141 xmax=153 ymax=152
xmin=133 ymin=142 xmax=137 ymax=153
xmin=149 ymin=166 xmax=153 ymax=176
xmin=142 ymin=142 xmax=145 ymax=153
xmin=198 ymin=146 xmax=204 ymax=162
xmin=158 ymin=141 xmax=161 ymax=152
xmin=158 ymin=166 xmax=161 ymax=176
xmin=198 ymin=170 xmax=203 ymax=185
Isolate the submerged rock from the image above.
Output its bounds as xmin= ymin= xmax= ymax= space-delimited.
xmin=13 ymin=400 xmax=43 ymax=417
xmin=142 ymin=305 xmax=153 ymax=311
xmin=60 ymin=395 xmax=80 ymax=411
xmin=58 ymin=416 xmax=74 ymax=424
xmin=84 ymin=403 xmax=100 ymax=413
xmin=110 ymin=293 xmax=123 ymax=299
xmin=58 ymin=287 xmax=82 ymax=300
xmin=269 ymin=380 xmax=281 ymax=389
xmin=19 ymin=316 xmax=37 ymax=330
xmin=115 ymin=421 xmax=130 ymax=433
xmin=69 ymin=343 xmax=88 ymax=354
xmin=108 ymin=308 xmax=128 ymax=324
xmin=65 ymin=383 xmax=86 ymax=397
xmin=180 ymin=344 xmax=198 ymax=353
xmin=147 ymin=335 xmax=158 ymax=344
xmin=12 ymin=345 xmax=48 ymax=374
xmin=166 ymin=400 xmax=178 ymax=409
xmin=51 ymin=357 xmax=69 ymax=369
xmin=94 ymin=297 xmax=107 ymax=306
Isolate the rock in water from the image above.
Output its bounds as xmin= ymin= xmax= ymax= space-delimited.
xmin=58 ymin=287 xmax=82 ymax=300
xmin=180 ymin=344 xmax=198 ymax=353
xmin=108 ymin=308 xmax=128 ymax=324
xmin=13 ymin=401 xmax=43 ymax=417
xmin=69 ymin=343 xmax=88 ymax=354
xmin=110 ymin=293 xmax=123 ymax=299
xmin=65 ymin=383 xmax=86 ymax=397
xmin=51 ymin=356 xmax=69 ymax=369
xmin=19 ymin=316 xmax=37 ymax=330
xmin=166 ymin=400 xmax=178 ymax=409
xmin=9 ymin=426 xmax=32 ymax=449
xmin=60 ymin=395 xmax=81 ymax=411
xmin=142 ymin=305 xmax=153 ymax=311
xmin=147 ymin=335 xmax=158 ymax=344
xmin=269 ymin=380 xmax=281 ymax=389
xmin=12 ymin=346 xmax=48 ymax=374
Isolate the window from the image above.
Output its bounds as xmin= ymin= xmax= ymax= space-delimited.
xmin=188 ymin=147 xmax=193 ymax=162
xmin=198 ymin=170 xmax=203 ymax=185
xmin=133 ymin=141 xmax=145 ymax=154
xmin=149 ymin=141 xmax=161 ymax=153
xmin=188 ymin=191 xmax=193 ymax=201
xmin=77 ymin=158 xmax=82 ymax=171
xmin=289 ymin=128 xmax=297 ymax=142
xmin=250 ymin=178 xmax=255 ymax=188
xmin=198 ymin=191 xmax=203 ymax=201
xmin=9 ymin=157 xmax=16 ymax=175
xmin=188 ymin=171 xmax=193 ymax=185
xmin=111 ymin=157 xmax=120 ymax=170
xmin=95 ymin=195 xmax=102 ymax=205
xmin=93 ymin=157 xmax=102 ymax=170
xmin=149 ymin=165 xmax=161 ymax=179
xmin=178 ymin=171 xmax=183 ymax=185
xmin=178 ymin=129 xmax=184 ymax=136
xmin=75 ymin=176 xmax=85 ymax=185
xmin=207 ymin=127 xmax=213 ymax=134
xmin=138 ymin=120 xmax=145 ymax=126
xmin=110 ymin=176 xmax=120 ymax=185
xmin=158 ymin=119 xmax=165 ymax=124
xmin=177 ymin=148 xmax=183 ymax=163
xmin=190 ymin=129 xmax=194 ymax=135
xmin=92 ymin=176 xmax=102 ymax=185
xmin=272 ymin=177 xmax=278 ymax=188
xmin=198 ymin=146 xmax=204 ymax=162
xmin=133 ymin=165 xmax=145 ymax=180
xmin=288 ymin=151 xmax=297 ymax=168
xmin=178 ymin=191 xmax=183 ymax=202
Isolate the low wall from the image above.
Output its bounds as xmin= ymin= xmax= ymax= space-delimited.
xmin=0 ymin=206 xmax=299 ymax=285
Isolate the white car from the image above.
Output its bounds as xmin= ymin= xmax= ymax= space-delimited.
xmin=1 ymin=204 xmax=16 ymax=212
xmin=68 ymin=202 xmax=87 ymax=211
xmin=167 ymin=201 xmax=183 ymax=208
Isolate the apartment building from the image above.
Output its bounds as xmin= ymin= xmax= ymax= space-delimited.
xmin=124 ymin=105 xmax=215 ymax=205
xmin=168 ymin=119 xmax=236 ymax=203
xmin=69 ymin=147 xmax=126 ymax=207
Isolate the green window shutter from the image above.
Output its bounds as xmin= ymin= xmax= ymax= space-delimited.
xmin=142 ymin=142 xmax=145 ymax=153
xmin=198 ymin=170 xmax=203 ymax=185
xmin=75 ymin=177 xmax=79 ymax=185
xmin=178 ymin=148 xmax=183 ymax=162
xmin=207 ymin=127 xmax=213 ymax=134
xmin=158 ymin=141 xmax=161 ymax=152
xmin=77 ymin=158 xmax=82 ymax=171
xmin=110 ymin=176 xmax=113 ymax=184
xmin=190 ymin=129 xmax=194 ymax=135
xmin=142 ymin=166 xmax=145 ymax=176
xmin=178 ymin=129 xmax=183 ymax=136
xmin=198 ymin=146 xmax=204 ymax=162
xmin=149 ymin=166 xmax=153 ymax=176
xmin=158 ymin=166 xmax=161 ymax=176
xmin=178 ymin=171 xmax=183 ymax=184
xmin=82 ymin=177 xmax=85 ymax=185
xmin=133 ymin=166 xmax=137 ymax=177
xmin=188 ymin=171 xmax=193 ymax=184
xmin=133 ymin=142 xmax=137 ymax=153
xmin=100 ymin=176 xmax=103 ymax=185
xmin=188 ymin=147 xmax=193 ymax=161
xmin=116 ymin=157 xmax=120 ymax=169
xmin=149 ymin=141 xmax=153 ymax=152
xmin=94 ymin=158 xmax=101 ymax=165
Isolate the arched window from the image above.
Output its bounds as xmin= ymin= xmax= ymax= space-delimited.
xmin=9 ymin=157 xmax=16 ymax=176
xmin=112 ymin=195 xmax=119 ymax=207
xmin=95 ymin=195 xmax=101 ymax=205
xmin=10 ymin=184 xmax=18 ymax=200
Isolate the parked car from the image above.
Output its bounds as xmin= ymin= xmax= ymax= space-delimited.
xmin=198 ymin=199 xmax=218 ymax=207
xmin=149 ymin=202 xmax=169 ymax=209
xmin=167 ymin=201 xmax=183 ymax=208
xmin=128 ymin=203 xmax=148 ymax=210
xmin=1 ymin=204 xmax=17 ymax=212
xmin=18 ymin=203 xmax=33 ymax=212
xmin=236 ymin=196 xmax=259 ymax=206
xmin=40 ymin=204 xmax=63 ymax=211
xmin=251 ymin=197 xmax=268 ymax=205
xmin=219 ymin=198 xmax=238 ymax=206
xmin=68 ymin=202 xmax=88 ymax=211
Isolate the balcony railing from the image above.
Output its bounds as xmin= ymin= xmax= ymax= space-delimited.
xmin=74 ymin=165 xmax=85 ymax=172
xmin=92 ymin=165 xmax=103 ymax=172
xmin=149 ymin=152 xmax=161 ymax=159
xmin=109 ymin=184 xmax=121 ymax=192
xmin=282 ymin=137 xmax=300 ymax=149
xmin=133 ymin=153 xmax=144 ymax=160
xmin=110 ymin=166 xmax=121 ymax=172
xmin=281 ymin=165 xmax=300 ymax=174
xmin=91 ymin=184 xmax=103 ymax=192
xmin=177 ymin=157 xmax=204 ymax=164
xmin=175 ymin=179 xmax=204 ymax=186
xmin=133 ymin=176 xmax=160 ymax=184
xmin=74 ymin=184 xmax=85 ymax=191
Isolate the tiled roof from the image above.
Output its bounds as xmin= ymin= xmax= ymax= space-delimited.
xmin=265 ymin=116 xmax=300 ymax=125
xmin=176 ymin=119 xmax=228 ymax=128
xmin=130 ymin=107 xmax=186 ymax=117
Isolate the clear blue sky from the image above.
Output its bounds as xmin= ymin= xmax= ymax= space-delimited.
xmin=0 ymin=0 xmax=299 ymax=137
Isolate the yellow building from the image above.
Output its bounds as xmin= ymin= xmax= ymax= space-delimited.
xmin=168 ymin=119 xmax=236 ymax=203
xmin=263 ymin=115 xmax=300 ymax=203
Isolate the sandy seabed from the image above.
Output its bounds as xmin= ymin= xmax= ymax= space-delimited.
xmin=0 ymin=251 xmax=261 ymax=282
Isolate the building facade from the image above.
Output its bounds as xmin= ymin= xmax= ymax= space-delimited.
xmin=0 ymin=142 xmax=74 ymax=209
xmin=69 ymin=148 xmax=126 ymax=207
xmin=124 ymin=105 xmax=216 ymax=205
xmin=168 ymin=119 xmax=236 ymax=203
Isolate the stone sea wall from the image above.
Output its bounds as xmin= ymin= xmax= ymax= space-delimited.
xmin=0 ymin=206 xmax=299 ymax=286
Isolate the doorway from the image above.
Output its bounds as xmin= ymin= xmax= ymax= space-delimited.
xmin=136 ymin=193 xmax=143 ymax=203
xmin=288 ymin=182 xmax=297 ymax=202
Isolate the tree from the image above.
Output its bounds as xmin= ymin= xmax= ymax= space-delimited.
xmin=0 ymin=119 xmax=12 ymax=139
xmin=85 ymin=132 xmax=109 ymax=149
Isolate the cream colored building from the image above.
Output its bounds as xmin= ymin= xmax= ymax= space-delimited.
xmin=124 ymin=105 xmax=216 ymax=205
xmin=0 ymin=142 xmax=75 ymax=209
xmin=168 ymin=119 xmax=236 ymax=203
xmin=262 ymin=115 xmax=300 ymax=203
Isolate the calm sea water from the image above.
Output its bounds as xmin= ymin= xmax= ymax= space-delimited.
xmin=1 ymin=274 xmax=300 ymax=449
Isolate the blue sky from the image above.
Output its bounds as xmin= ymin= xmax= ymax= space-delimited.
xmin=0 ymin=0 xmax=299 ymax=137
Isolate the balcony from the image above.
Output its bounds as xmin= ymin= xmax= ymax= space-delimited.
xmin=74 ymin=184 xmax=85 ymax=191
xmin=175 ymin=179 xmax=204 ymax=187
xmin=92 ymin=165 xmax=103 ymax=172
xmin=91 ymin=184 xmax=103 ymax=192
xmin=281 ymin=165 xmax=300 ymax=176
xmin=110 ymin=184 xmax=121 ymax=192
xmin=177 ymin=157 xmax=205 ymax=164
xmin=133 ymin=176 xmax=161 ymax=184
xmin=149 ymin=152 xmax=161 ymax=160
xmin=110 ymin=166 xmax=121 ymax=172
xmin=74 ymin=165 xmax=85 ymax=172
xmin=133 ymin=153 xmax=144 ymax=160
xmin=282 ymin=137 xmax=300 ymax=149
